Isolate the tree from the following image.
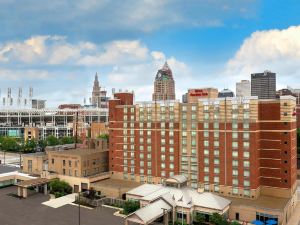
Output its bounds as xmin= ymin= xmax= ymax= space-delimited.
xmin=1 ymin=137 xmax=19 ymax=152
xmin=209 ymin=213 xmax=229 ymax=225
xmin=123 ymin=200 xmax=140 ymax=215
xmin=46 ymin=135 xmax=59 ymax=146
xmin=38 ymin=139 xmax=47 ymax=151
xmin=230 ymin=221 xmax=240 ymax=225
xmin=49 ymin=179 xmax=72 ymax=198
xmin=59 ymin=136 xmax=74 ymax=145
xmin=193 ymin=213 xmax=205 ymax=225
xmin=97 ymin=134 xmax=109 ymax=140
xmin=24 ymin=138 xmax=37 ymax=152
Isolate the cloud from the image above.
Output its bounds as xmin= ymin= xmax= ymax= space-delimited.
xmin=225 ymin=25 xmax=300 ymax=89
xmin=0 ymin=0 xmax=258 ymax=41
xmin=0 ymin=36 xmax=150 ymax=66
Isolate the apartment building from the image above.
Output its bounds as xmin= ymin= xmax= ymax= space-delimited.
xmin=109 ymin=92 xmax=297 ymax=224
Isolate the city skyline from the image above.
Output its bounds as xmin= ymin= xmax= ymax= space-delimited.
xmin=0 ymin=1 xmax=300 ymax=107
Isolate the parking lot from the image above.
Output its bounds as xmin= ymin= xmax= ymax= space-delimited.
xmin=0 ymin=186 xmax=124 ymax=225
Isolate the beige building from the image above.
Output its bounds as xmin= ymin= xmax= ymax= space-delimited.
xmin=90 ymin=122 xmax=108 ymax=139
xmin=22 ymin=152 xmax=47 ymax=175
xmin=152 ymin=62 xmax=175 ymax=101
xmin=24 ymin=127 xmax=39 ymax=141
xmin=186 ymin=88 xmax=218 ymax=103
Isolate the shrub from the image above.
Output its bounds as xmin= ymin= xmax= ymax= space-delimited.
xmin=123 ymin=200 xmax=140 ymax=215
xmin=49 ymin=179 xmax=72 ymax=197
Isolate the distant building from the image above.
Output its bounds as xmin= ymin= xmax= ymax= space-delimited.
xmin=152 ymin=62 xmax=175 ymax=101
xmin=186 ymin=88 xmax=218 ymax=103
xmin=236 ymin=80 xmax=250 ymax=97
xmin=251 ymin=71 xmax=276 ymax=99
xmin=31 ymin=99 xmax=46 ymax=109
xmin=91 ymin=73 xmax=108 ymax=108
xmin=58 ymin=104 xmax=81 ymax=109
xmin=218 ymin=88 xmax=235 ymax=98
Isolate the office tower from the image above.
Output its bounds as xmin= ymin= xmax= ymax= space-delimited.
xmin=91 ymin=73 xmax=108 ymax=108
xmin=236 ymin=80 xmax=251 ymax=97
xmin=152 ymin=62 xmax=175 ymax=101
xmin=251 ymin=71 xmax=276 ymax=99
xmin=218 ymin=88 xmax=235 ymax=98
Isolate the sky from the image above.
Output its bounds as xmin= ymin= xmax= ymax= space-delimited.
xmin=0 ymin=0 xmax=300 ymax=107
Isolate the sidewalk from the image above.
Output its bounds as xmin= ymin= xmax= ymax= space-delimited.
xmin=42 ymin=193 xmax=77 ymax=208
xmin=287 ymin=201 xmax=300 ymax=225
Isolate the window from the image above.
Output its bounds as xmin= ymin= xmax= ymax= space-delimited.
xmin=214 ymin=132 xmax=219 ymax=138
xmin=182 ymin=106 xmax=187 ymax=111
xmin=232 ymin=132 xmax=238 ymax=139
xmin=214 ymin=158 xmax=220 ymax=165
xmin=123 ymin=115 xmax=128 ymax=120
xmin=232 ymin=169 xmax=238 ymax=176
xmin=123 ymin=107 xmax=128 ymax=113
xmin=161 ymin=155 xmax=166 ymax=161
xmin=214 ymin=141 xmax=219 ymax=147
xmin=213 ymin=122 xmax=219 ymax=129
xmin=243 ymin=152 xmax=250 ymax=158
xmin=204 ymin=149 xmax=209 ymax=155
xmin=204 ymin=123 xmax=209 ymax=129
xmin=204 ymin=158 xmax=209 ymax=164
xmin=244 ymin=180 xmax=250 ymax=187
xmin=191 ymin=114 xmax=197 ymax=120
xmin=243 ymin=142 xmax=249 ymax=148
xmin=214 ymin=167 xmax=220 ymax=174
xmin=243 ymin=122 xmax=249 ymax=129
xmin=63 ymin=160 xmax=66 ymax=166
xmin=243 ymin=161 xmax=250 ymax=168
xmin=204 ymin=131 xmax=209 ymax=137
xmin=52 ymin=158 xmax=54 ymax=164
xmin=232 ymin=187 xmax=238 ymax=195
xmin=204 ymin=113 xmax=209 ymax=120
xmin=161 ymin=147 xmax=165 ymax=152
xmin=214 ymin=150 xmax=219 ymax=156
xmin=243 ymin=132 xmax=249 ymax=139
xmin=191 ymin=105 xmax=197 ymax=111
xmin=232 ymin=122 xmax=238 ymax=129
xmin=232 ymin=179 xmax=238 ymax=185
xmin=170 ymin=155 xmax=174 ymax=162
xmin=232 ymin=160 xmax=238 ymax=167
xmin=28 ymin=160 xmax=32 ymax=173
xmin=169 ymin=147 xmax=174 ymax=153
xmin=214 ymin=176 xmax=219 ymax=183
xmin=69 ymin=160 xmax=72 ymax=167
xmin=244 ymin=170 xmax=250 ymax=177
xmin=214 ymin=185 xmax=219 ymax=192
xmin=232 ymin=142 xmax=238 ymax=148
xmin=204 ymin=176 xmax=209 ymax=182
xmin=204 ymin=167 xmax=209 ymax=173
xmin=182 ymin=131 xmax=187 ymax=137
xmin=204 ymin=140 xmax=209 ymax=147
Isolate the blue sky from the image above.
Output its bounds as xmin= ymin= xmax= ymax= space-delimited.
xmin=0 ymin=0 xmax=300 ymax=107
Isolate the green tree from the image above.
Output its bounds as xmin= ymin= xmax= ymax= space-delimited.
xmin=230 ymin=221 xmax=240 ymax=225
xmin=59 ymin=136 xmax=74 ymax=145
xmin=209 ymin=213 xmax=229 ymax=225
xmin=46 ymin=135 xmax=59 ymax=146
xmin=123 ymin=200 xmax=140 ymax=215
xmin=1 ymin=137 xmax=19 ymax=152
xmin=24 ymin=138 xmax=37 ymax=152
xmin=49 ymin=179 xmax=72 ymax=198
xmin=38 ymin=139 xmax=47 ymax=150
xmin=97 ymin=134 xmax=109 ymax=140
xmin=193 ymin=213 xmax=205 ymax=225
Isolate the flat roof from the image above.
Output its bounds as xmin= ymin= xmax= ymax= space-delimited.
xmin=17 ymin=178 xmax=49 ymax=188
xmin=0 ymin=164 xmax=19 ymax=174
xmin=227 ymin=195 xmax=290 ymax=211
xmin=48 ymin=148 xmax=106 ymax=156
xmin=91 ymin=178 xmax=139 ymax=190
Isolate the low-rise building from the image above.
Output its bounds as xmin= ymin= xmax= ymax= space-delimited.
xmin=125 ymin=175 xmax=231 ymax=225
xmin=22 ymin=152 xmax=47 ymax=175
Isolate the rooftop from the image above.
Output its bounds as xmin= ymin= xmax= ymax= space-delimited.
xmin=227 ymin=195 xmax=290 ymax=211
xmin=48 ymin=148 xmax=106 ymax=156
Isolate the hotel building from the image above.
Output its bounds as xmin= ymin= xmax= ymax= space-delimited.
xmin=109 ymin=92 xmax=297 ymax=224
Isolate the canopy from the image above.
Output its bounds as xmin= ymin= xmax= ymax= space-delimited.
xmin=266 ymin=219 xmax=277 ymax=225
xmin=251 ymin=220 xmax=264 ymax=225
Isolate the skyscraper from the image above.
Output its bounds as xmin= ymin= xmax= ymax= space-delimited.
xmin=251 ymin=71 xmax=276 ymax=99
xmin=152 ymin=62 xmax=175 ymax=101
xmin=236 ymin=80 xmax=251 ymax=97
xmin=91 ymin=73 xmax=108 ymax=108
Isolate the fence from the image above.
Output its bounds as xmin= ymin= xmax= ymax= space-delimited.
xmin=75 ymin=195 xmax=126 ymax=208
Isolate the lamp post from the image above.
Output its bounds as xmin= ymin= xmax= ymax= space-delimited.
xmin=78 ymin=191 xmax=81 ymax=225
xmin=178 ymin=196 xmax=183 ymax=225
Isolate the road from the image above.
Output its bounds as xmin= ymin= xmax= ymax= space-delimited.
xmin=0 ymin=151 xmax=22 ymax=166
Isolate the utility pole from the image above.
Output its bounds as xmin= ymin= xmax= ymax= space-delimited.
xmin=78 ymin=192 xmax=81 ymax=225
xmin=75 ymin=111 xmax=78 ymax=149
